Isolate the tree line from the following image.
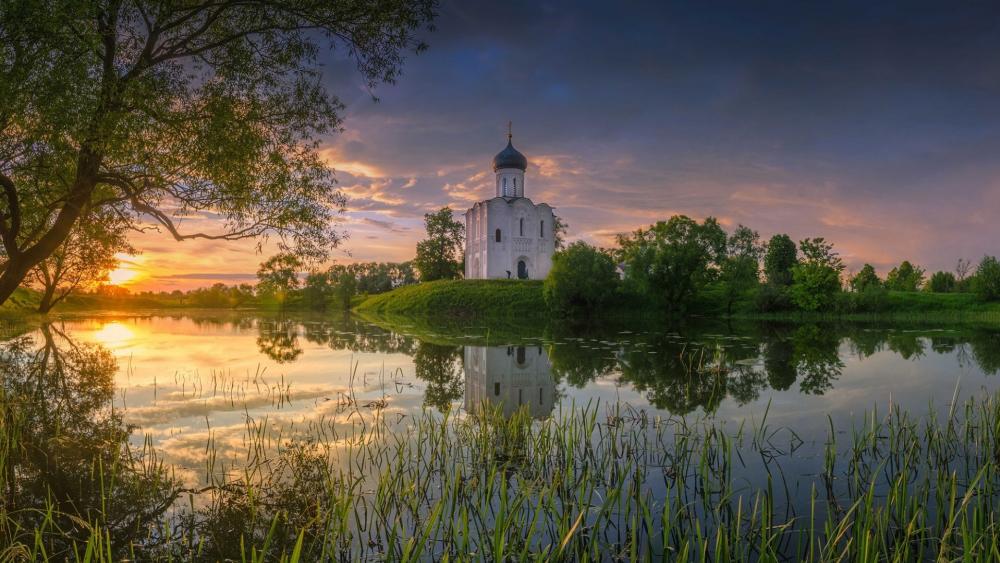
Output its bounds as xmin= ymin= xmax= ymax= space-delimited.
xmin=542 ymin=215 xmax=1000 ymax=316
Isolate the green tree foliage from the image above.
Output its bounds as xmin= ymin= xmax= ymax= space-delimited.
xmin=0 ymin=1 xmax=436 ymax=303
xmin=927 ymin=271 xmax=957 ymax=293
xmin=719 ymin=225 xmax=763 ymax=315
xmin=329 ymin=265 xmax=358 ymax=310
xmin=256 ymin=254 xmax=302 ymax=306
xmin=850 ymin=264 xmax=882 ymax=292
xmin=350 ymin=262 xmax=417 ymax=294
xmin=414 ymin=208 xmax=465 ymax=281
xmin=955 ymin=258 xmax=974 ymax=292
xmin=553 ymin=215 xmax=569 ymax=250
xmin=543 ymin=242 xmax=619 ymax=316
xmin=973 ymin=256 xmax=1000 ymax=301
xmin=413 ymin=343 xmax=463 ymax=412
xmin=187 ymin=283 xmax=255 ymax=308
xmin=616 ymin=215 xmax=726 ymax=315
xmin=764 ymin=234 xmax=798 ymax=287
xmin=885 ymin=261 xmax=925 ymax=291
xmin=28 ymin=210 xmax=135 ymax=312
xmin=789 ymin=238 xmax=844 ymax=311
xmin=302 ymin=271 xmax=333 ymax=311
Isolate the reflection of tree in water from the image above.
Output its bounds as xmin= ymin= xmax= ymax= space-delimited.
xmin=413 ymin=342 xmax=464 ymax=412
xmin=302 ymin=314 xmax=416 ymax=355
xmin=791 ymin=325 xmax=844 ymax=395
xmin=256 ymin=315 xmax=418 ymax=363
xmin=256 ymin=318 xmax=303 ymax=363
xmin=547 ymin=339 xmax=617 ymax=387
xmin=930 ymin=335 xmax=959 ymax=354
xmin=845 ymin=327 xmax=886 ymax=359
xmin=763 ymin=333 xmax=797 ymax=392
xmin=968 ymin=330 xmax=1000 ymax=375
xmin=616 ymin=335 xmax=730 ymax=415
xmin=886 ymin=332 xmax=926 ymax=360
xmin=0 ymin=324 xmax=177 ymax=557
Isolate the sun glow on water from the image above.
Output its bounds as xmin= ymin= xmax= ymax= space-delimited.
xmin=92 ymin=322 xmax=135 ymax=345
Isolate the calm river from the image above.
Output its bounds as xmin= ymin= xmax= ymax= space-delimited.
xmin=13 ymin=312 xmax=1000 ymax=474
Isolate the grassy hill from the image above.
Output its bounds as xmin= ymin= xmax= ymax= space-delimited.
xmin=355 ymin=279 xmax=547 ymax=319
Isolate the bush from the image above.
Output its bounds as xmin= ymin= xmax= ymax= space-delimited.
xmin=973 ymin=256 xmax=1000 ymax=301
xmin=755 ymin=284 xmax=795 ymax=312
xmin=835 ymin=286 xmax=889 ymax=314
xmin=543 ymin=242 xmax=619 ymax=316
xmin=927 ymin=271 xmax=957 ymax=293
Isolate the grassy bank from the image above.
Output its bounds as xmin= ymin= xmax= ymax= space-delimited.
xmin=731 ymin=290 xmax=1000 ymax=324
xmin=355 ymin=279 xmax=547 ymax=319
xmin=356 ymin=279 xmax=1000 ymax=326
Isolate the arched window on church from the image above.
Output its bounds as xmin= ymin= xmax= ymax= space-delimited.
xmin=495 ymin=229 xmax=502 ymax=243
xmin=540 ymin=220 xmax=544 ymax=237
xmin=519 ymin=217 xmax=524 ymax=236
xmin=513 ymin=177 xmax=517 ymax=191
xmin=502 ymin=177 xmax=507 ymax=195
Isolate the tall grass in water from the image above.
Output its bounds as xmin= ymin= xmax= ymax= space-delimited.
xmin=4 ymin=386 xmax=1000 ymax=560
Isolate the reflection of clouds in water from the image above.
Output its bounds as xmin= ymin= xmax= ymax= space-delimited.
xmin=125 ymin=385 xmax=337 ymax=426
xmin=151 ymin=392 xmax=427 ymax=487
xmin=33 ymin=314 xmax=1000 ymax=482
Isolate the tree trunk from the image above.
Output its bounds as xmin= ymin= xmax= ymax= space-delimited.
xmin=37 ymin=284 xmax=56 ymax=313
xmin=0 ymin=152 xmax=99 ymax=305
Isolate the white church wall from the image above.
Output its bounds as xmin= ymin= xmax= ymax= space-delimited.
xmin=465 ymin=137 xmax=555 ymax=281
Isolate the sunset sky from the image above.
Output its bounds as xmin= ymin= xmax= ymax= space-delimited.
xmin=122 ymin=0 xmax=1000 ymax=292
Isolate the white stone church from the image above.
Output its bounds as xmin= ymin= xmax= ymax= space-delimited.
xmin=464 ymin=132 xmax=555 ymax=280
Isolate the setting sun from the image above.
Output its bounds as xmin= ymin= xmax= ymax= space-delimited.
xmin=107 ymin=267 xmax=139 ymax=285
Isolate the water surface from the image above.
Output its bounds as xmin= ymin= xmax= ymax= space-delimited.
xmin=19 ymin=312 xmax=1000 ymax=476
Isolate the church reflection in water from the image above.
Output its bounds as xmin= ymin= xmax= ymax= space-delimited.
xmin=464 ymin=345 xmax=556 ymax=418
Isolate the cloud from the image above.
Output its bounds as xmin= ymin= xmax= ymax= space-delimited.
xmin=122 ymin=1 xmax=1000 ymax=290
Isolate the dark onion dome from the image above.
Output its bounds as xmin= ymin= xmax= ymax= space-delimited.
xmin=492 ymin=139 xmax=528 ymax=171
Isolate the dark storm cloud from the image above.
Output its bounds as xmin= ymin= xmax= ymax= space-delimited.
xmin=314 ymin=0 xmax=1000 ymax=272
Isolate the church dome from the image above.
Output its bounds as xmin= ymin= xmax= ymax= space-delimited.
xmin=492 ymin=139 xmax=528 ymax=171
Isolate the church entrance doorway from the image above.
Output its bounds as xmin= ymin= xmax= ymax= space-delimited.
xmin=517 ymin=260 xmax=528 ymax=279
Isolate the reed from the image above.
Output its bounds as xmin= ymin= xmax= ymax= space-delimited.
xmin=4 ymin=381 xmax=1000 ymax=560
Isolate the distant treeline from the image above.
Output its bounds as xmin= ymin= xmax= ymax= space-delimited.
xmin=540 ymin=215 xmax=1000 ymax=317
xmin=79 ymin=261 xmax=418 ymax=311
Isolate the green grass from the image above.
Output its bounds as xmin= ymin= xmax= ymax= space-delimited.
xmin=741 ymin=291 xmax=1000 ymax=324
xmin=355 ymin=279 xmax=547 ymax=319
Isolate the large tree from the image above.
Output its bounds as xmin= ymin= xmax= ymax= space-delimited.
xmin=616 ymin=215 xmax=726 ymax=315
xmin=0 ymin=0 xmax=436 ymax=304
xmin=763 ymin=234 xmax=798 ymax=287
xmin=256 ymin=253 xmax=301 ymax=305
xmin=719 ymin=224 xmax=763 ymax=315
xmin=789 ymin=237 xmax=844 ymax=311
xmin=414 ymin=207 xmax=464 ymax=281
xmin=29 ymin=209 xmax=134 ymax=312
